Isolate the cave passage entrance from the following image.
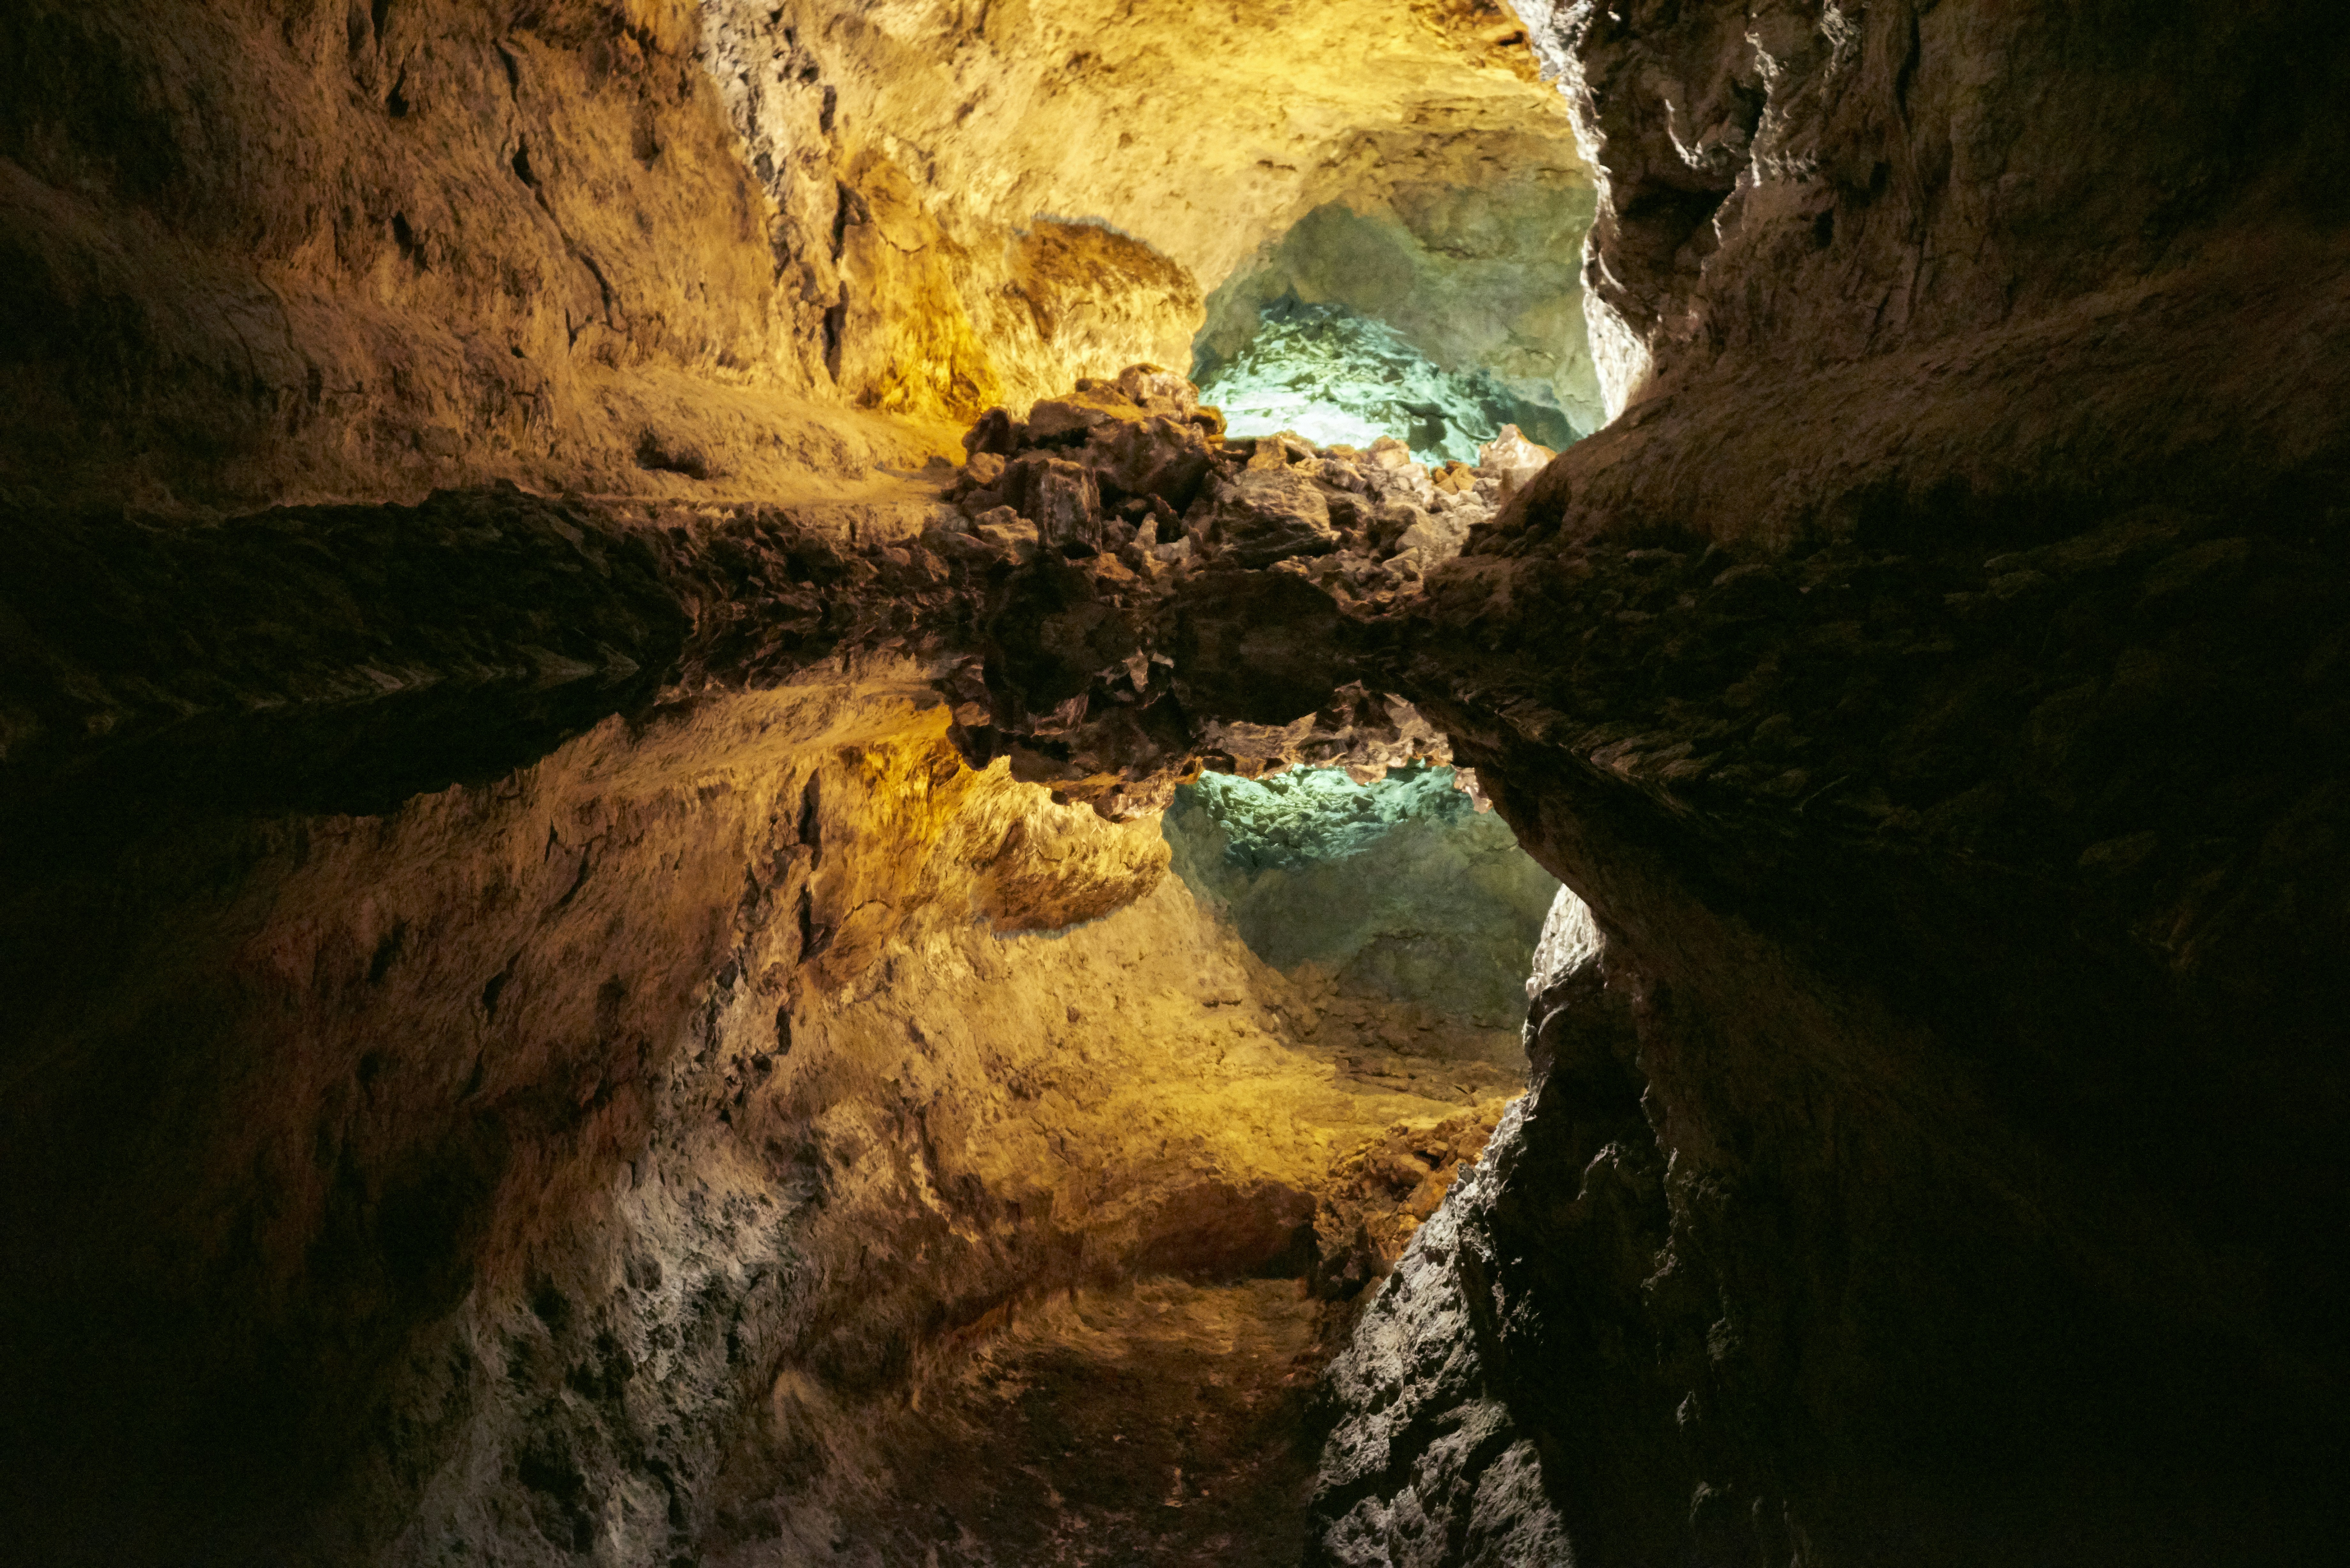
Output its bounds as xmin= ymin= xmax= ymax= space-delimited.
xmin=1190 ymin=194 xmax=1605 ymax=464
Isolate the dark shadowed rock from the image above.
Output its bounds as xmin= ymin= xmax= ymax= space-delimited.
xmin=1204 ymin=469 xmax=1340 ymax=568
xmin=1089 ymin=415 xmax=1213 ymax=513
xmin=1002 ymin=454 xmax=1104 ymax=556
xmin=1170 ymin=569 xmax=1345 ymax=725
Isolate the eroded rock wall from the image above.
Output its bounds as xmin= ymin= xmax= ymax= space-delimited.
xmin=0 ymin=0 xmax=962 ymax=510
xmin=1294 ymin=3 xmax=2350 ymax=1562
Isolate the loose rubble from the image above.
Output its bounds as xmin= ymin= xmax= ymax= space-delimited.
xmin=921 ymin=364 xmax=1558 ymax=816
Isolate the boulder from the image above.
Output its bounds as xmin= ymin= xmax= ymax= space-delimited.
xmin=1115 ymin=362 xmax=1199 ymax=417
xmin=1476 ymin=423 xmax=1555 ymax=502
xmin=1362 ymin=442 xmax=1433 ymax=506
xmin=1371 ymin=500 xmax=1429 ymax=552
xmin=1394 ymin=511 xmax=1470 ymax=563
xmin=1204 ymin=469 xmax=1340 ymax=568
xmin=1024 ymin=398 xmax=1118 ymax=445
xmin=1027 ymin=382 xmax=1149 ymax=445
xmin=1003 ymin=454 xmax=1104 ymax=556
xmin=973 ymin=506 xmax=1041 ymax=553
xmin=1089 ymin=415 xmax=1212 ymax=512
xmin=964 ymin=406 xmax=1026 ymax=456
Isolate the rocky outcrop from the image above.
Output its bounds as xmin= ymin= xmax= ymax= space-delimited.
xmin=1311 ymin=887 xmax=1645 ymax=1568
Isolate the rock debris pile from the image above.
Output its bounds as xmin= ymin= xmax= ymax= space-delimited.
xmin=920 ymin=365 xmax=1554 ymax=815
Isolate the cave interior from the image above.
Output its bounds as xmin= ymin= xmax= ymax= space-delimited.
xmin=3 ymin=1 xmax=2347 ymax=1565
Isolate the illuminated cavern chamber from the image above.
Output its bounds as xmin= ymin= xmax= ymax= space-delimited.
xmin=1193 ymin=195 xmax=1603 ymax=464
xmin=1194 ymin=297 xmax=1581 ymax=464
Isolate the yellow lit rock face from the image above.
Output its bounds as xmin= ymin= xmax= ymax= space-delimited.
xmin=728 ymin=0 xmax=1576 ymax=295
xmin=0 ymin=0 xmax=1581 ymax=507
xmin=717 ymin=0 xmax=1586 ymax=415
xmin=2 ymin=0 xmax=968 ymax=508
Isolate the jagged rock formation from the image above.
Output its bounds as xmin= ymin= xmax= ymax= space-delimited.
xmin=1310 ymin=887 xmax=1632 ymax=1567
xmin=934 ymin=366 xmax=1547 ymax=815
xmin=1199 ymin=299 xmax=1581 ymax=464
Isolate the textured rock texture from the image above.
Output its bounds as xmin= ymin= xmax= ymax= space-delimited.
xmin=0 ymin=0 xmax=959 ymax=509
xmin=933 ymin=367 xmax=1537 ymax=817
xmin=1201 ymin=299 xmax=1583 ymax=464
xmin=1312 ymin=888 xmax=1629 ymax=1568
xmin=720 ymin=0 xmax=1583 ymax=368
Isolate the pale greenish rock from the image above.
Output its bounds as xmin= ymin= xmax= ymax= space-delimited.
xmin=1164 ymin=765 xmax=1560 ymax=1026
xmin=1196 ymin=300 xmax=1577 ymax=465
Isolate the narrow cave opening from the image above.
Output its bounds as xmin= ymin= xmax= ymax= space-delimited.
xmin=1164 ymin=763 xmax=1555 ymax=1083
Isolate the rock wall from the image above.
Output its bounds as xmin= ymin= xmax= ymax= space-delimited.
xmin=1312 ymin=888 xmax=1638 ymax=1568
xmin=0 ymin=0 xmax=955 ymax=510
xmin=1293 ymin=2 xmax=2350 ymax=1562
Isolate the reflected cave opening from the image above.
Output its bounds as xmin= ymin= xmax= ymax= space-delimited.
xmin=1165 ymin=762 xmax=1558 ymax=1066
xmin=777 ymin=758 xmax=1573 ymax=1565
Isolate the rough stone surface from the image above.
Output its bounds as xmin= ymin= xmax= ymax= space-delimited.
xmin=0 ymin=0 xmax=959 ymax=509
